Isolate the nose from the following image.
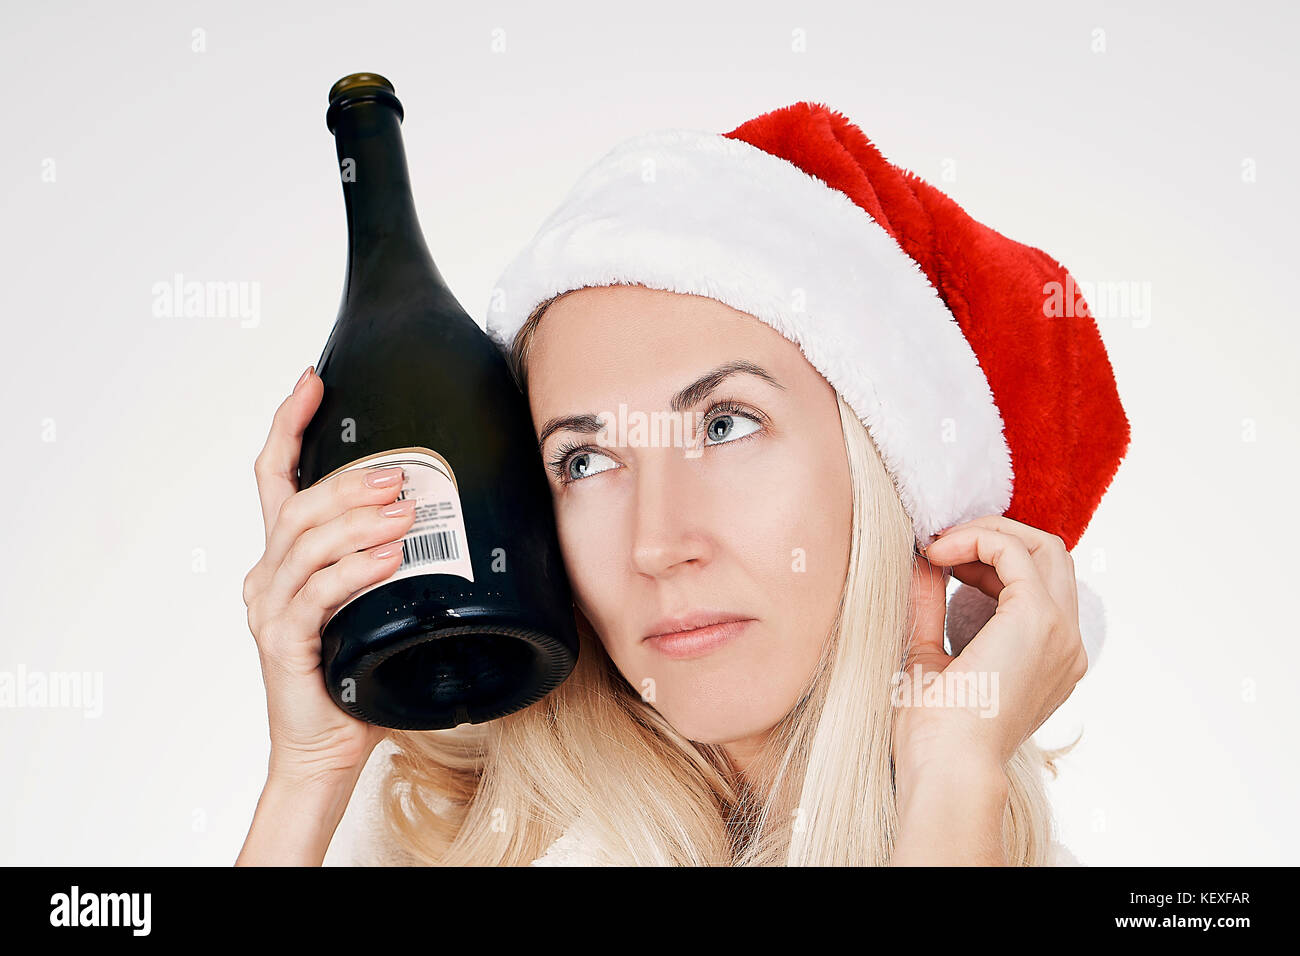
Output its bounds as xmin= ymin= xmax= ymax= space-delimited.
xmin=628 ymin=449 xmax=711 ymax=578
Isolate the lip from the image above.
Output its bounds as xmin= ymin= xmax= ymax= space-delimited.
xmin=642 ymin=612 xmax=756 ymax=660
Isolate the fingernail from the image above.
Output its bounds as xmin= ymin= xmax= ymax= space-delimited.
xmin=293 ymin=365 xmax=313 ymax=393
xmin=364 ymin=466 xmax=405 ymax=488
xmin=372 ymin=542 xmax=401 ymax=559
xmin=381 ymin=498 xmax=416 ymax=517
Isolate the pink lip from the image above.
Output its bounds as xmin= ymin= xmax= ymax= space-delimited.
xmin=643 ymin=619 xmax=754 ymax=660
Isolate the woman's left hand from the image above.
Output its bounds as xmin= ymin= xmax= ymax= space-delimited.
xmin=893 ymin=515 xmax=1088 ymax=783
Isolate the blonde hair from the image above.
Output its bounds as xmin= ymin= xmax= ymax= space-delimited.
xmin=374 ymin=290 xmax=1076 ymax=865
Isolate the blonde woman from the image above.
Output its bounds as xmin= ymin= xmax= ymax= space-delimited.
xmin=238 ymin=102 xmax=1128 ymax=866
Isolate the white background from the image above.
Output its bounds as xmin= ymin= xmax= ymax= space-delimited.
xmin=1 ymin=0 xmax=1295 ymax=865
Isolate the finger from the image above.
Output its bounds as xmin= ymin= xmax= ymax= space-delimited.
xmin=941 ymin=516 xmax=1075 ymax=614
xmin=258 ymin=464 xmax=409 ymax=585
xmin=253 ymin=366 xmax=321 ymax=542
xmin=277 ymin=544 xmax=408 ymax=652
xmin=246 ymin=465 xmax=407 ymax=605
xmin=921 ymin=525 xmax=1046 ymax=606
xmin=260 ymin=498 xmax=417 ymax=613
xmin=949 ymin=560 xmax=1004 ymax=599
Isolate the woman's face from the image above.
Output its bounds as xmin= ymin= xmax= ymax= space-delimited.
xmin=526 ymin=285 xmax=852 ymax=749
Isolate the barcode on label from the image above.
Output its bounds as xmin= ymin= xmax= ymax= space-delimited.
xmin=400 ymin=530 xmax=461 ymax=569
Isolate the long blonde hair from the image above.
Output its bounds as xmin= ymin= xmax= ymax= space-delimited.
xmin=374 ymin=291 xmax=1074 ymax=865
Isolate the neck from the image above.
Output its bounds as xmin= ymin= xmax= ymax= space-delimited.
xmin=721 ymin=730 xmax=772 ymax=785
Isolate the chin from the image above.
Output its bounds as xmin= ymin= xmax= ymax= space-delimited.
xmin=622 ymin=644 xmax=803 ymax=746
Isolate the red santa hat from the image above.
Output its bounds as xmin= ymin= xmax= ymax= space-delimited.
xmin=484 ymin=101 xmax=1130 ymax=673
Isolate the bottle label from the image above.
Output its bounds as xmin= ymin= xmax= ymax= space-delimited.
xmin=321 ymin=447 xmax=475 ymax=621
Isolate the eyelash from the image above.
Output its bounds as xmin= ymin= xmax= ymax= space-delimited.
xmin=546 ymin=397 xmax=766 ymax=485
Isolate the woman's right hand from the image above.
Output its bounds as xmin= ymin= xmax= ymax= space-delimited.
xmin=242 ymin=365 xmax=416 ymax=791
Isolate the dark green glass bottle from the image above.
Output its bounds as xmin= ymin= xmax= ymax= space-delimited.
xmin=297 ymin=73 xmax=578 ymax=730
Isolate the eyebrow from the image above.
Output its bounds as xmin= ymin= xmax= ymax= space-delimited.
xmin=536 ymin=360 xmax=785 ymax=451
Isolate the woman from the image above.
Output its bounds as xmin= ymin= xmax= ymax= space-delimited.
xmin=238 ymin=102 xmax=1129 ymax=866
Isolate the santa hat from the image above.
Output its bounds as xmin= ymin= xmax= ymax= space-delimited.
xmin=484 ymin=101 xmax=1130 ymax=674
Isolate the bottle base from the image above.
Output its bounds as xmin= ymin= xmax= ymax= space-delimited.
xmin=325 ymin=621 xmax=576 ymax=731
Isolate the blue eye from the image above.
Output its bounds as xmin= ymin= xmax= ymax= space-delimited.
xmin=704 ymin=410 xmax=761 ymax=445
xmin=546 ymin=440 xmax=620 ymax=485
xmin=562 ymin=448 xmax=618 ymax=482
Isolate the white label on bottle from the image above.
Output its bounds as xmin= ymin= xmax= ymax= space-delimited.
xmin=326 ymin=447 xmax=474 ymax=621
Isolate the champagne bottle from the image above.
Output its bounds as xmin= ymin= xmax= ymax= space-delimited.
xmin=297 ymin=73 xmax=578 ymax=730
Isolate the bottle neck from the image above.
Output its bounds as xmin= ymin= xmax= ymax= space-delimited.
xmin=331 ymin=101 xmax=434 ymax=294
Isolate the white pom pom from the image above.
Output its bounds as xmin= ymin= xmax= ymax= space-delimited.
xmin=944 ymin=583 xmax=997 ymax=658
xmin=944 ymin=577 xmax=1107 ymax=677
xmin=1075 ymin=578 xmax=1106 ymax=674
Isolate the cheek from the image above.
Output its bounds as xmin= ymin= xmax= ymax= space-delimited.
xmin=550 ymin=495 xmax=620 ymax=624
xmin=719 ymin=436 xmax=851 ymax=590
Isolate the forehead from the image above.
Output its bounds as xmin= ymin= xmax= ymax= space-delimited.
xmin=525 ymin=285 xmax=797 ymax=405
